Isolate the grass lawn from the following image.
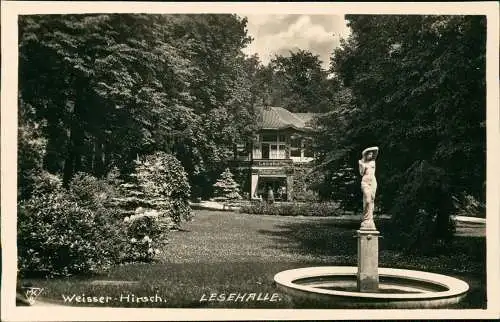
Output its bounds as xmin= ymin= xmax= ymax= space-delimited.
xmin=19 ymin=210 xmax=486 ymax=308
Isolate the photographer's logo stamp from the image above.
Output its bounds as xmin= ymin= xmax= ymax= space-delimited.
xmin=22 ymin=286 xmax=44 ymax=305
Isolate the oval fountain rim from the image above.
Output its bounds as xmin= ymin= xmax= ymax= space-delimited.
xmin=273 ymin=266 xmax=469 ymax=300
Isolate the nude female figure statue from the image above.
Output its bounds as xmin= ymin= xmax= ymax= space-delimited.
xmin=358 ymin=147 xmax=379 ymax=230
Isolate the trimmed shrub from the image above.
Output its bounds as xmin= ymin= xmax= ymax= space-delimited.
xmin=110 ymin=181 xmax=148 ymax=218
xmin=17 ymin=172 xmax=127 ymax=277
xmin=240 ymin=201 xmax=340 ymax=217
xmin=31 ymin=171 xmax=63 ymax=195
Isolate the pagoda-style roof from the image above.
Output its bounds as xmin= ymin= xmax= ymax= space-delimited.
xmin=255 ymin=106 xmax=318 ymax=131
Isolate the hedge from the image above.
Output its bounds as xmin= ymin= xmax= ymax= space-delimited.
xmin=239 ymin=201 xmax=341 ymax=217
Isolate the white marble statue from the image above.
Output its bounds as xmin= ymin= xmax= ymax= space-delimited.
xmin=358 ymin=147 xmax=379 ymax=230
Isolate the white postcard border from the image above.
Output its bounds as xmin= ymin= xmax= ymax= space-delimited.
xmin=2 ymin=1 xmax=499 ymax=321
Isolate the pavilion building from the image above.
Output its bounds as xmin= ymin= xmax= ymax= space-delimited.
xmin=232 ymin=106 xmax=318 ymax=201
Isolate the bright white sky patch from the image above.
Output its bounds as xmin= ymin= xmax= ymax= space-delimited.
xmin=240 ymin=14 xmax=351 ymax=70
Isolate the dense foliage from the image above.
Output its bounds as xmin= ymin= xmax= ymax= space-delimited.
xmin=133 ymin=152 xmax=192 ymax=227
xmin=252 ymin=50 xmax=337 ymax=113
xmin=18 ymin=14 xmax=258 ymax=197
xmin=122 ymin=208 xmax=170 ymax=262
xmin=315 ymin=15 xmax=486 ymax=250
xmin=17 ymin=14 xmax=262 ymax=276
xmin=107 ymin=152 xmax=192 ymax=230
xmin=18 ymin=102 xmax=47 ymax=200
xmin=291 ymin=165 xmax=320 ymax=202
xmin=18 ymin=172 xmax=126 ymax=277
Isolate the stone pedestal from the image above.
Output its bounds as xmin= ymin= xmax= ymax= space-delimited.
xmin=356 ymin=230 xmax=380 ymax=292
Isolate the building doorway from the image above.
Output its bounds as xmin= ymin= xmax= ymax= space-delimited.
xmin=257 ymin=176 xmax=288 ymax=201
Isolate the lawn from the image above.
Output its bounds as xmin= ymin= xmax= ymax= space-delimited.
xmin=19 ymin=210 xmax=486 ymax=308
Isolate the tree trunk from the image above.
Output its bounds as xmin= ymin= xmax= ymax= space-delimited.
xmin=62 ymin=92 xmax=85 ymax=186
xmin=62 ymin=127 xmax=76 ymax=186
xmin=94 ymin=139 xmax=105 ymax=177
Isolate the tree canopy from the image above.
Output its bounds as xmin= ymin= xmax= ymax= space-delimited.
xmin=315 ymin=15 xmax=486 ymax=250
xmin=19 ymin=14 xmax=258 ymax=197
xmin=247 ymin=49 xmax=337 ymax=113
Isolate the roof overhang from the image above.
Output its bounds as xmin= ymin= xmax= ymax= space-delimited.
xmin=259 ymin=125 xmax=315 ymax=132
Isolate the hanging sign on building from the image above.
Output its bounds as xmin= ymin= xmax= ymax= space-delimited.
xmin=254 ymin=168 xmax=292 ymax=176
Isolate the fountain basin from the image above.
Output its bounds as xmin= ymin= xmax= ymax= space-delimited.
xmin=274 ymin=266 xmax=469 ymax=308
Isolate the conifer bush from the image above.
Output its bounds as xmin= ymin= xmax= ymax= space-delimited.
xmin=213 ymin=168 xmax=242 ymax=201
xmin=111 ymin=151 xmax=192 ymax=229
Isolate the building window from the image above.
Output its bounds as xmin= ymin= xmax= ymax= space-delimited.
xmin=270 ymin=144 xmax=278 ymax=159
xmin=290 ymin=137 xmax=302 ymax=157
xmin=269 ymin=144 xmax=286 ymax=159
xmin=262 ymin=133 xmax=286 ymax=143
xmin=279 ymin=144 xmax=286 ymax=157
xmin=261 ymin=143 xmax=269 ymax=159
xmin=262 ymin=134 xmax=277 ymax=142
xmin=260 ymin=132 xmax=290 ymax=159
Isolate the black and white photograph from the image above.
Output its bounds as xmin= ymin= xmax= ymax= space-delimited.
xmin=1 ymin=2 xmax=499 ymax=321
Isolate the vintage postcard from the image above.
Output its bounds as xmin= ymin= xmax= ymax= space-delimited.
xmin=1 ymin=1 xmax=499 ymax=321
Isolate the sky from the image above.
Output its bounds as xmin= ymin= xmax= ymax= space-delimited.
xmin=239 ymin=14 xmax=351 ymax=70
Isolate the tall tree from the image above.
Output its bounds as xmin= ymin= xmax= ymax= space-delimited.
xmin=19 ymin=14 xmax=258 ymax=197
xmin=165 ymin=14 xmax=257 ymax=197
xmin=19 ymin=14 xmax=195 ymax=183
xmin=317 ymin=15 xmax=486 ymax=250
xmin=265 ymin=50 xmax=336 ymax=113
